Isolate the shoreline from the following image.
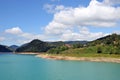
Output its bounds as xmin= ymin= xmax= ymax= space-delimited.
xmin=36 ymin=54 xmax=120 ymax=63
xmin=14 ymin=52 xmax=40 ymax=55
xmin=14 ymin=52 xmax=120 ymax=63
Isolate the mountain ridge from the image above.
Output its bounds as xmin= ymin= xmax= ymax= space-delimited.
xmin=1 ymin=33 xmax=120 ymax=53
xmin=0 ymin=44 xmax=12 ymax=52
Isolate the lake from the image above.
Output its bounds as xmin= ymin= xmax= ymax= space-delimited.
xmin=0 ymin=53 xmax=120 ymax=80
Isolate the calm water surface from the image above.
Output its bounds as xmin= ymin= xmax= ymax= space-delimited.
xmin=0 ymin=53 xmax=120 ymax=80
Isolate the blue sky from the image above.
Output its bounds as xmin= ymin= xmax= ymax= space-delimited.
xmin=0 ymin=0 xmax=91 ymax=33
xmin=0 ymin=0 xmax=120 ymax=46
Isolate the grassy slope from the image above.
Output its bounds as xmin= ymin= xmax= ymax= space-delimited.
xmin=52 ymin=46 xmax=120 ymax=58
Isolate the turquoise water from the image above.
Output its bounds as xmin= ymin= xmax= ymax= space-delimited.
xmin=0 ymin=53 xmax=120 ymax=80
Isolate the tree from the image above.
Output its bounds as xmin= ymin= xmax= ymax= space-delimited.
xmin=48 ymin=46 xmax=68 ymax=54
xmin=97 ymin=46 xmax=102 ymax=53
xmin=73 ymin=44 xmax=83 ymax=48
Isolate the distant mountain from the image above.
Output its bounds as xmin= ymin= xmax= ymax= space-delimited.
xmin=15 ymin=39 xmax=89 ymax=53
xmin=0 ymin=44 xmax=12 ymax=52
xmin=48 ymin=41 xmax=65 ymax=47
xmin=15 ymin=39 xmax=51 ymax=52
xmin=15 ymin=34 xmax=120 ymax=53
xmin=9 ymin=45 xmax=19 ymax=51
xmin=64 ymin=41 xmax=88 ymax=45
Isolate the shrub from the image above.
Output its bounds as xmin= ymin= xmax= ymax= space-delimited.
xmin=97 ymin=46 xmax=102 ymax=53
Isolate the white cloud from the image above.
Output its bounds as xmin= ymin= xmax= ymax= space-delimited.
xmin=5 ymin=27 xmax=47 ymax=44
xmin=20 ymin=33 xmax=46 ymax=40
xmin=45 ymin=21 xmax=69 ymax=35
xmin=5 ymin=27 xmax=23 ymax=34
xmin=53 ymin=0 xmax=120 ymax=27
xmin=44 ymin=0 xmax=120 ymax=41
xmin=59 ymin=27 xmax=106 ymax=41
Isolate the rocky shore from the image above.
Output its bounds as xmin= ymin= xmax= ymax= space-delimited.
xmin=15 ymin=52 xmax=120 ymax=63
xmin=36 ymin=54 xmax=120 ymax=63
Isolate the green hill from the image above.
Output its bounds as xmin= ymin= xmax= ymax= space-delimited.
xmin=88 ymin=33 xmax=120 ymax=46
xmin=15 ymin=34 xmax=120 ymax=55
xmin=51 ymin=34 xmax=120 ymax=55
xmin=16 ymin=39 xmax=51 ymax=52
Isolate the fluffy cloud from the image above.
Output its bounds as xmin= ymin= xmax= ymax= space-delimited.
xmin=5 ymin=27 xmax=23 ymax=35
xmin=44 ymin=0 xmax=120 ymax=41
xmin=5 ymin=27 xmax=47 ymax=44
xmin=59 ymin=27 xmax=107 ymax=41
xmin=20 ymin=33 xmax=46 ymax=41
xmin=53 ymin=0 xmax=120 ymax=27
